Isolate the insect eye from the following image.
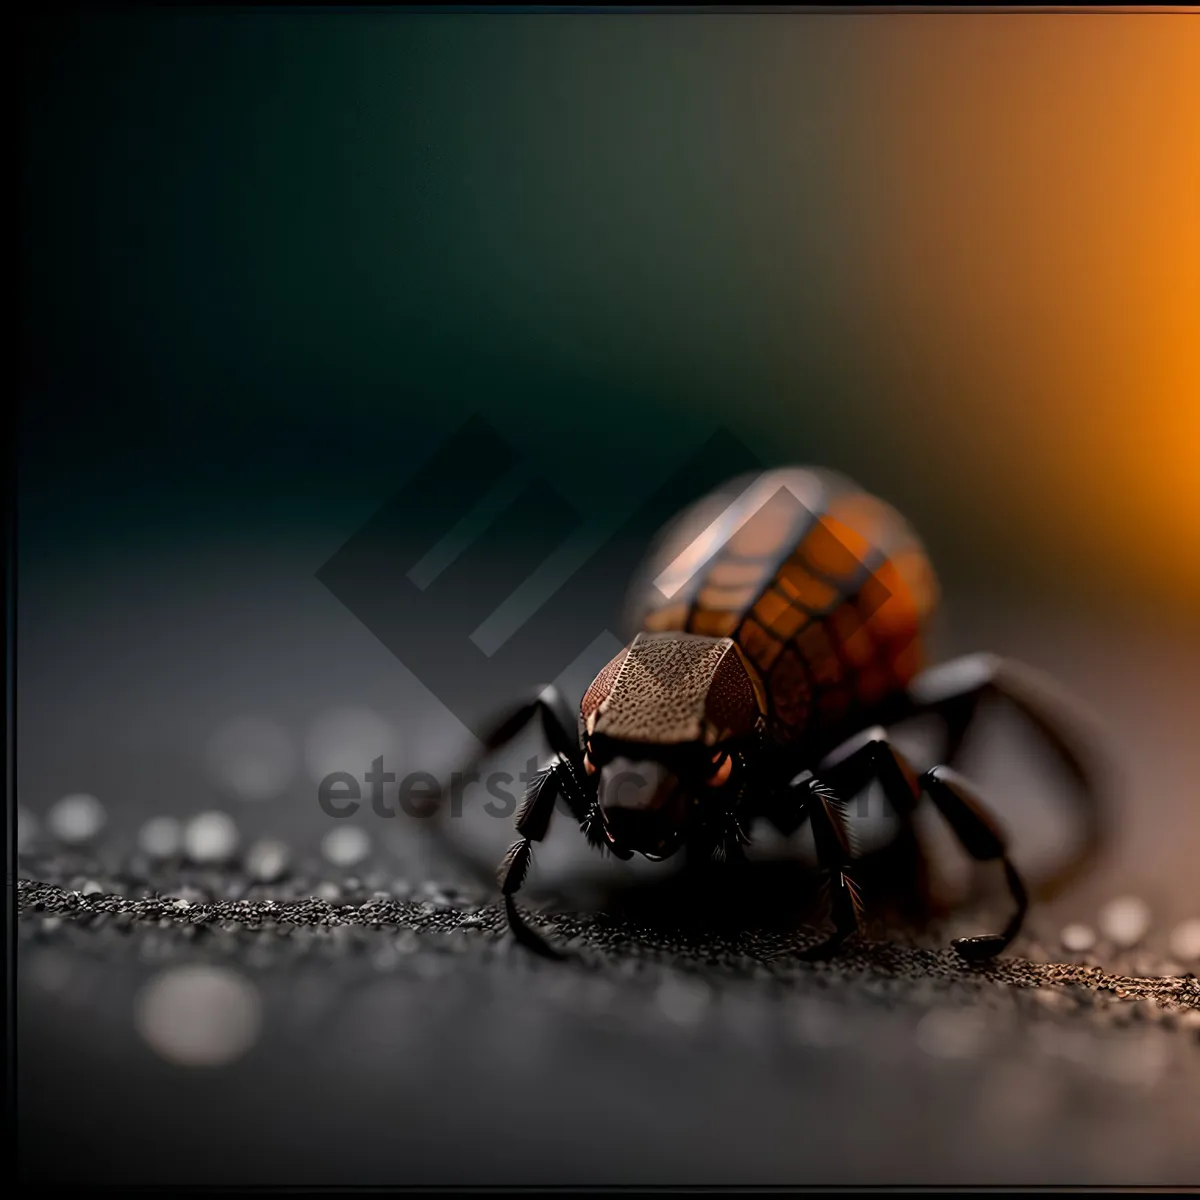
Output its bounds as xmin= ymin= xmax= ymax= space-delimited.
xmin=704 ymin=750 xmax=734 ymax=788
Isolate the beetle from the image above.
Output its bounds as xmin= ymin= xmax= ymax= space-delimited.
xmin=442 ymin=466 xmax=1102 ymax=963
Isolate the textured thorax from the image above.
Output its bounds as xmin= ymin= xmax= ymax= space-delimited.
xmin=581 ymin=631 xmax=766 ymax=752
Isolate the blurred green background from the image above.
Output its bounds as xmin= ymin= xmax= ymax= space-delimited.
xmin=22 ymin=9 xmax=1197 ymax=621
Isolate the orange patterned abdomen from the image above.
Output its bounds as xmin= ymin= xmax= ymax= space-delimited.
xmin=625 ymin=468 xmax=940 ymax=745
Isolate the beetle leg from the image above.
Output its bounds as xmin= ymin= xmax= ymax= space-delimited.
xmin=817 ymin=727 xmax=1029 ymax=961
xmin=497 ymin=754 xmax=595 ymax=960
xmin=427 ymin=685 xmax=582 ymax=886
xmin=463 ymin=684 xmax=580 ymax=772
xmin=920 ymin=765 xmax=1029 ymax=962
xmin=778 ymin=772 xmax=864 ymax=960
xmin=906 ymin=653 xmax=1105 ymax=896
xmin=437 ymin=688 xmax=580 ymax=815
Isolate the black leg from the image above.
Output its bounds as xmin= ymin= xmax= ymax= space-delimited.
xmin=906 ymin=653 xmax=1104 ymax=895
xmin=497 ymin=754 xmax=596 ymax=960
xmin=807 ymin=724 xmax=935 ymax=923
xmin=428 ymin=686 xmax=582 ymax=885
xmin=819 ymin=725 xmax=922 ymax=827
xmin=814 ymin=726 xmax=1030 ymax=962
xmin=795 ymin=723 xmax=927 ymax=958
xmin=921 ymin=765 xmax=1029 ymax=962
xmin=465 ymin=685 xmax=581 ymax=768
xmin=772 ymin=770 xmax=865 ymax=960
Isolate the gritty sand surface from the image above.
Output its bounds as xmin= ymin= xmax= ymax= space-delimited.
xmin=15 ymin=607 xmax=1200 ymax=1186
xmin=16 ymin=853 xmax=1200 ymax=1188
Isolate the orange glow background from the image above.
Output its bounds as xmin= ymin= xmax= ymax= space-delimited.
xmin=841 ymin=14 xmax=1199 ymax=622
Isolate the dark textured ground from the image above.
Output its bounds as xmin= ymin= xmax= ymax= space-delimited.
xmin=15 ymin=849 xmax=1200 ymax=1188
xmin=15 ymin=605 xmax=1200 ymax=1187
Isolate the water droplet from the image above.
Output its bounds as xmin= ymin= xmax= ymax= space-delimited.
xmin=135 ymin=965 xmax=262 ymax=1067
xmin=321 ymin=825 xmax=371 ymax=868
xmin=183 ymin=811 xmax=240 ymax=864
xmin=205 ymin=715 xmax=297 ymax=803
xmin=138 ymin=816 xmax=183 ymax=859
xmin=1099 ymin=896 xmax=1151 ymax=948
xmin=1060 ymin=923 xmax=1096 ymax=953
xmin=246 ymin=839 xmax=291 ymax=883
xmin=47 ymin=793 xmax=106 ymax=845
xmin=1167 ymin=917 xmax=1200 ymax=961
